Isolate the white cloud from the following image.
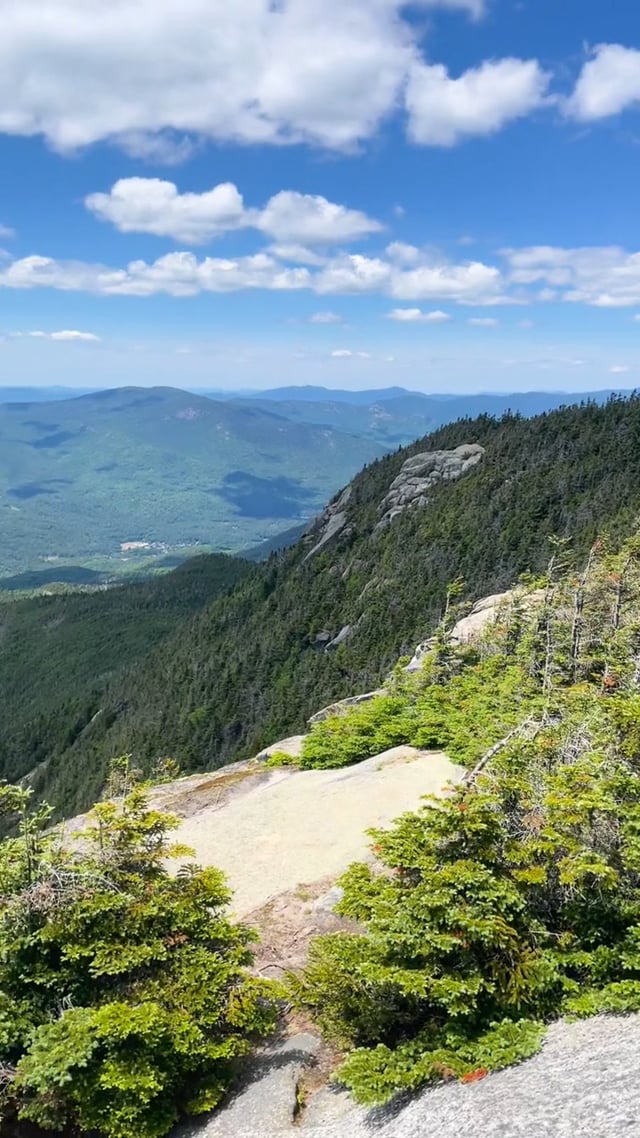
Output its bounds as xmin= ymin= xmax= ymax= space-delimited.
xmin=388 ymin=307 xmax=451 ymax=322
xmin=468 ymin=316 xmax=498 ymax=326
xmin=0 ymin=224 xmax=15 ymax=239
xmin=309 ymin=311 xmax=344 ymax=323
xmin=568 ymin=45 xmax=640 ymax=122
xmin=386 ymin=242 xmax=422 ymax=266
xmin=610 ymin=364 xmax=631 ymax=374
xmin=505 ymin=245 xmax=640 ymax=307
xmin=257 ymin=191 xmax=382 ymax=244
xmin=518 ymin=318 xmax=534 ymax=329
xmin=633 ymin=315 xmax=640 ymax=323
xmin=15 ymin=328 xmax=100 ymax=341
xmin=0 ymin=1 xmax=535 ymax=157
xmin=331 ymin=348 xmax=371 ymax=358
xmin=50 ymin=329 xmax=101 ymax=341
xmin=268 ymin=244 xmax=328 ymax=266
xmin=86 ymin=179 xmax=246 ymax=242
xmin=86 ymin=178 xmax=382 ymax=245
xmin=0 ymin=246 xmax=511 ymax=305
xmin=0 ymin=0 xmax=408 ymax=153
xmin=414 ymin=0 xmax=487 ymax=14
xmin=390 ymin=259 xmax=505 ymax=304
xmin=406 ymin=57 xmax=550 ymax=146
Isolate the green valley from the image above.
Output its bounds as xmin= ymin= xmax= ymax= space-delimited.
xmin=0 ymin=386 xmax=385 ymax=582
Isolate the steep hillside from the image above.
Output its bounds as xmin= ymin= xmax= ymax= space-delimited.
xmin=0 ymin=553 xmax=250 ymax=805
xmin=0 ymin=386 xmax=385 ymax=580
xmin=6 ymin=394 xmax=640 ymax=817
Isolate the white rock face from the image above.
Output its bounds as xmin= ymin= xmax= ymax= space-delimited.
xmin=173 ymin=747 xmax=463 ymax=918
xmin=406 ymin=588 xmax=546 ymax=673
xmin=378 ymin=443 xmax=485 ymax=529
xmin=303 ymin=485 xmax=353 ymax=560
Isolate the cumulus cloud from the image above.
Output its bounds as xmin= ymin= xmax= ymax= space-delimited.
xmin=568 ymin=45 xmax=640 ymax=121
xmin=0 ymin=246 xmax=511 ymax=305
xmin=468 ymin=316 xmax=498 ymax=326
xmin=406 ymin=57 xmax=550 ymax=146
xmin=0 ymin=0 xmax=534 ymax=156
xmin=415 ymin=0 xmax=487 ymax=13
xmin=0 ymin=0 xmax=409 ymax=152
xmin=256 ymin=191 xmax=382 ymax=244
xmin=386 ymin=242 xmax=422 ymax=266
xmin=505 ymin=245 xmax=640 ymax=307
xmin=86 ymin=179 xmax=382 ymax=245
xmin=388 ymin=307 xmax=451 ymax=322
xmin=86 ymin=179 xmax=247 ymax=243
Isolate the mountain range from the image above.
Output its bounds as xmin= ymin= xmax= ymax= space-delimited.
xmin=0 ymin=383 xmax=631 ymax=585
xmin=3 ymin=391 xmax=640 ymax=819
xmin=0 ymin=386 xmax=383 ymax=582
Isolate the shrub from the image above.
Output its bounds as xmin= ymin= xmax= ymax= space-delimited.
xmin=292 ymin=539 xmax=640 ymax=1104
xmin=0 ymin=777 xmax=277 ymax=1138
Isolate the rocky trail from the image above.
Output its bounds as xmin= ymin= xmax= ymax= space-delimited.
xmin=81 ymin=587 xmax=640 ymax=1138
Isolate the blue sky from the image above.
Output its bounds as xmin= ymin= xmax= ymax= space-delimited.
xmin=2 ymin=0 xmax=640 ymax=392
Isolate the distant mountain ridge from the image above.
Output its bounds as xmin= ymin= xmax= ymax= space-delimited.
xmin=0 ymin=386 xmax=384 ymax=581
xmin=229 ymin=388 xmax=628 ymax=447
xmin=0 ymin=382 xmax=634 ymax=582
xmin=5 ymin=392 xmax=640 ymax=818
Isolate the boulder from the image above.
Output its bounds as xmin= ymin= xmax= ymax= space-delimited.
xmin=308 ymin=689 xmax=385 ymax=725
xmin=256 ymin=736 xmax=306 ymax=763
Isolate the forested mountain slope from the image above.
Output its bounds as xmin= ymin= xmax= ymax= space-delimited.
xmin=0 ymin=554 xmax=250 ymax=804
xmin=7 ymin=394 xmax=640 ymax=818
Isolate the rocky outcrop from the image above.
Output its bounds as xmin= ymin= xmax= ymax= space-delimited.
xmin=325 ymin=624 xmax=352 ymax=650
xmin=303 ymin=486 xmax=353 ymax=561
xmin=406 ymin=587 xmax=545 ymax=672
xmin=377 ymin=443 xmax=485 ymax=529
xmin=256 ymin=736 xmax=307 ymax=763
xmin=177 ymin=1012 xmax=640 ymax=1137
xmin=308 ymin=689 xmax=385 ymax=725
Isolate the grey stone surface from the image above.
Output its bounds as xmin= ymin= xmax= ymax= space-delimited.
xmin=304 ymin=486 xmax=353 ymax=560
xmin=326 ymin=624 xmax=352 ymax=650
xmin=255 ymin=735 xmax=306 ymax=763
xmin=177 ymin=1034 xmax=321 ymax=1138
xmin=308 ymin=689 xmax=386 ymax=725
xmin=378 ymin=443 xmax=485 ymax=529
xmin=179 ymin=1014 xmax=640 ymax=1137
xmin=406 ymin=588 xmax=546 ymax=672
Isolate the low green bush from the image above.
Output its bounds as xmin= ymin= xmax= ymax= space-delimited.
xmin=0 ymin=777 xmax=277 ymax=1138
xmin=292 ymin=538 xmax=640 ymax=1104
xmin=299 ymin=658 xmax=541 ymax=772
